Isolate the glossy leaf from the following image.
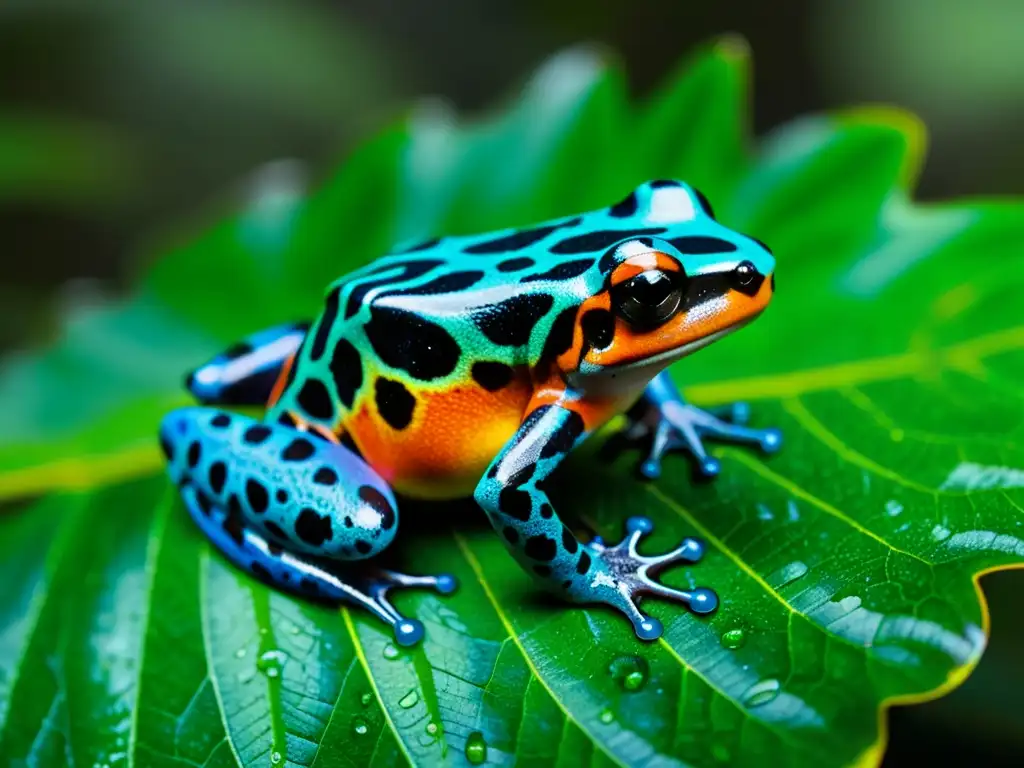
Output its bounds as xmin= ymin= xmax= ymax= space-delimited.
xmin=2 ymin=36 xmax=1024 ymax=767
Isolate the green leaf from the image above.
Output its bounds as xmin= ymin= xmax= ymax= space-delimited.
xmin=2 ymin=36 xmax=1024 ymax=767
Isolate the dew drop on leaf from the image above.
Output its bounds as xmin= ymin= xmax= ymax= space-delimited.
xmin=768 ymin=561 xmax=808 ymax=589
xmin=426 ymin=722 xmax=440 ymax=736
xmin=360 ymin=692 xmax=373 ymax=706
xmin=720 ymin=628 xmax=746 ymax=649
xmin=742 ymin=678 xmax=781 ymax=707
xmin=383 ymin=643 xmax=400 ymax=660
xmin=608 ymin=655 xmax=649 ymax=692
xmin=234 ymin=647 xmax=246 ymax=659
xmin=257 ymin=649 xmax=287 ymax=679
xmin=465 ymin=731 xmax=488 ymax=765
xmin=398 ymin=690 xmax=419 ymax=709
xmin=885 ymin=500 xmax=903 ymax=517
xmin=352 ymin=717 xmax=368 ymax=736
xmin=932 ymin=524 xmax=951 ymax=541
xmin=599 ymin=708 xmax=615 ymax=724
xmin=269 ymin=751 xmax=283 ymax=765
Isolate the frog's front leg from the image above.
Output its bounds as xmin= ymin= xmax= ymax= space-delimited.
xmin=159 ymin=406 xmax=456 ymax=646
xmin=474 ymin=404 xmax=717 ymax=641
xmin=608 ymin=370 xmax=782 ymax=480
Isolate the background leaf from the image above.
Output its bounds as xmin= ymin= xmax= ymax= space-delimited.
xmin=2 ymin=37 xmax=1023 ymax=767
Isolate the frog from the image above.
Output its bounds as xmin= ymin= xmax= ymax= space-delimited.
xmin=159 ymin=179 xmax=781 ymax=646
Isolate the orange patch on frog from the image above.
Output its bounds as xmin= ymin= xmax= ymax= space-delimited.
xmin=266 ymin=352 xmax=297 ymax=409
xmin=342 ymin=370 xmax=534 ymax=500
xmin=528 ymin=373 xmax=631 ymax=434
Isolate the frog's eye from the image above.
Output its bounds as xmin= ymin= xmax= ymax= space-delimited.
xmin=610 ymin=268 xmax=684 ymax=331
xmin=732 ymin=260 xmax=757 ymax=288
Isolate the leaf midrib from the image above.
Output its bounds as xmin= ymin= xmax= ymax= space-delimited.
xmin=342 ymin=608 xmax=417 ymax=768
xmin=126 ymin=491 xmax=173 ymax=768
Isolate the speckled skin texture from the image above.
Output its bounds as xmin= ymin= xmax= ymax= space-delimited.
xmin=160 ymin=179 xmax=782 ymax=644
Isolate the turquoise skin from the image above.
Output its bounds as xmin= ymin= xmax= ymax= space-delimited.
xmin=160 ymin=179 xmax=781 ymax=645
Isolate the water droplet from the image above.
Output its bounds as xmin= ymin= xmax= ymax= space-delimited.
xmin=352 ymin=717 xmax=368 ymax=736
xmin=769 ymin=561 xmax=808 ymax=589
xmin=234 ymin=647 xmax=246 ymax=659
xmin=383 ymin=643 xmax=400 ymax=660
xmin=257 ymin=649 xmax=287 ymax=679
xmin=742 ymin=678 xmax=781 ymax=707
xmin=608 ymin=655 xmax=649 ymax=692
xmin=269 ymin=751 xmax=283 ymax=765
xmin=599 ymin=708 xmax=615 ymax=724
xmin=720 ymin=628 xmax=746 ymax=649
xmin=425 ymin=722 xmax=440 ymax=737
xmin=786 ymin=500 xmax=800 ymax=521
xmin=932 ymin=524 xmax=951 ymax=541
xmin=465 ymin=731 xmax=488 ymax=765
xmin=360 ymin=692 xmax=373 ymax=706
xmin=756 ymin=504 xmax=774 ymax=521
xmin=398 ymin=690 xmax=419 ymax=709
xmin=885 ymin=499 xmax=903 ymax=517
xmin=290 ymin=625 xmax=301 ymax=635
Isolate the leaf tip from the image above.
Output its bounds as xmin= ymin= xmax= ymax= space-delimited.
xmin=710 ymin=33 xmax=752 ymax=65
xmin=833 ymin=104 xmax=929 ymax=192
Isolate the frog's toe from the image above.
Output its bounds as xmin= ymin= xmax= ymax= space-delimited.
xmin=394 ymin=618 xmax=426 ymax=647
xmin=359 ymin=568 xmax=459 ymax=646
xmin=760 ymin=427 xmax=783 ymax=453
xmin=695 ymin=455 xmax=721 ymax=479
xmin=588 ymin=518 xmax=718 ymax=641
xmin=639 ymin=457 xmax=663 ymax=481
xmin=435 ymin=573 xmax=459 ymax=595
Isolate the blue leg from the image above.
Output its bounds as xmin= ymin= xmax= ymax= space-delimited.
xmin=475 ymin=404 xmax=716 ymax=642
xmin=616 ymin=371 xmax=782 ymax=481
xmin=186 ymin=321 xmax=310 ymax=406
xmin=160 ymin=406 xmax=457 ymax=646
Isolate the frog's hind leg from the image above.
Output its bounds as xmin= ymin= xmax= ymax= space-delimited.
xmin=161 ymin=406 xmax=457 ymax=646
xmin=607 ymin=370 xmax=782 ymax=481
xmin=185 ymin=321 xmax=310 ymax=406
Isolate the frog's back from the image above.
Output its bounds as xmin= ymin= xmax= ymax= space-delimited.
xmin=269 ymin=180 xmax=745 ymax=499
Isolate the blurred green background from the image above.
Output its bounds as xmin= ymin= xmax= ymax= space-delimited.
xmin=2 ymin=0 xmax=1022 ymax=765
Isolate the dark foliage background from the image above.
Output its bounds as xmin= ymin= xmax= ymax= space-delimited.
xmin=2 ymin=1 xmax=1022 ymax=765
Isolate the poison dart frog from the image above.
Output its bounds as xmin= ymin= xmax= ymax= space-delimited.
xmin=160 ymin=179 xmax=781 ymax=646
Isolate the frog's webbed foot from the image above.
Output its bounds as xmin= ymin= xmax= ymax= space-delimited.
xmin=606 ymin=374 xmax=782 ymax=481
xmin=585 ymin=516 xmax=717 ymax=640
xmin=341 ymin=567 xmax=458 ymax=646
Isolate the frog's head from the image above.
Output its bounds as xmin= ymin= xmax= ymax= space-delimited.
xmin=562 ymin=227 xmax=775 ymax=395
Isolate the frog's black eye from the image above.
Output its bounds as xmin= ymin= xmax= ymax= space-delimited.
xmin=610 ymin=268 xmax=684 ymax=331
xmin=730 ymin=260 xmax=764 ymax=296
